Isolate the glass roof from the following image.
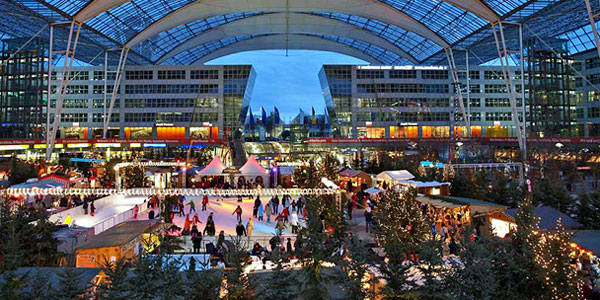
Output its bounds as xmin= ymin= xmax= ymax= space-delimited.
xmin=1 ymin=0 xmax=595 ymax=66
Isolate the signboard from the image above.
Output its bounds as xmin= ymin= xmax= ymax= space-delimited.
xmin=70 ymin=158 xmax=106 ymax=163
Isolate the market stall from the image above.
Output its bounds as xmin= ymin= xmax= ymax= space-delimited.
xmin=375 ymin=170 xmax=415 ymax=188
xmin=195 ymin=155 xmax=227 ymax=187
xmin=396 ymin=180 xmax=451 ymax=195
xmin=237 ymin=155 xmax=270 ymax=188
xmin=339 ymin=168 xmax=371 ymax=192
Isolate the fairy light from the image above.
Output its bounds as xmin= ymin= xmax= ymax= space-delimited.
xmin=5 ymin=187 xmax=340 ymax=197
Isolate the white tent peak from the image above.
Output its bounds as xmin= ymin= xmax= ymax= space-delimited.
xmin=197 ymin=155 xmax=227 ymax=176
xmin=239 ymin=155 xmax=268 ymax=175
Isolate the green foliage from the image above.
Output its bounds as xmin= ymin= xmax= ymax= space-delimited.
xmin=96 ymin=259 xmax=130 ymax=300
xmin=450 ymin=170 xmax=478 ymax=199
xmin=336 ymin=239 xmax=377 ymax=300
xmin=121 ymin=165 xmax=146 ymax=188
xmin=255 ymin=243 xmax=299 ymax=300
xmin=51 ymin=268 xmax=87 ymax=300
xmin=223 ymin=236 xmax=252 ymax=299
xmin=531 ymin=178 xmax=575 ymax=214
xmin=9 ymin=159 xmax=38 ymax=184
xmin=0 ymin=197 xmax=61 ymax=272
xmin=0 ymin=271 xmax=26 ymax=299
xmin=375 ymin=188 xmax=429 ymax=247
xmin=576 ymin=192 xmax=600 ymax=229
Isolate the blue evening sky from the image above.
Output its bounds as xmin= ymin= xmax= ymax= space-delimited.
xmin=206 ymin=50 xmax=367 ymax=121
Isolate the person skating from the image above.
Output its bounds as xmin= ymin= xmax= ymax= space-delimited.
xmin=265 ymin=202 xmax=272 ymax=223
xmin=188 ymin=200 xmax=196 ymax=214
xmin=272 ymin=195 xmax=280 ymax=215
xmin=290 ymin=210 xmax=299 ymax=234
xmin=257 ymin=203 xmax=264 ymax=221
xmin=192 ymin=213 xmax=201 ymax=225
xmin=148 ymin=209 xmax=155 ymax=220
xmin=202 ymin=195 xmax=209 ymax=211
xmin=236 ymin=221 xmax=247 ymax=237
xmin=286 ymin=238 xmax=293 ymax=254
xmin=179 ymin=201 xmax=185 ymax=217
xmin=253 ymin=196 xmax=261 ymax=218
xmin=82 ymin=198 xmax=88 ymax=215
xmin=232 ymin=205 xmax=243 ymax=222
xmin=182 ymin=215 xmax=192 ymax=235
xmin=281 ymin=206 xmax=289 ymax=223
xmin=246 ymin=217 xmax=254 ymax=237
xmin=133 ymin=204 xmax=139 ymax=219
xmin=90 ymin=201 xmax=96 ymax=217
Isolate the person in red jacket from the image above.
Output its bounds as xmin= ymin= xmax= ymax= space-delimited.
xmin=281 ymin=206 xmax=289 ymax=224
xmin=202 ymin=195 xmax=209 ymax=211
xmin=232 ymin=205 xmax=243 ymax=222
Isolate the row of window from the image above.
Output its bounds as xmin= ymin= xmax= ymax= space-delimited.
xmin=52 ymin=69 xmax=226 ymax=81
xmin=357 ymin=83 xmax=449 ymax=94
xmin=124 ymin=84 xmax=219 ymax=94
xmin=123 ymin=98 xmax=218 ymax=108
xmin=124 ymin=112 xmax=219 ymax=123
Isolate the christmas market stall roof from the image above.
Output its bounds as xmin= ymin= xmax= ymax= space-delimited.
xmin=504 ymin=205 xmax=583 ymax=230
xmin=339 ymin=168 xmax=365 ymax=178
xmin=417 ymin=196 xmax=465 ymax=209
xmin=77 ymin=220 xmax=163 ymax=250
xmin=196 ymin=155 xmax=227 ymax=176
xmin=10 ymin=178 xmax=67 ymax=189
xmin=568 ymin=230 xmax=600 ymax=255
xmin=0 ymin=267 xmax=102 ymax=292
xmin=397 ymin=180 xmax=450 ymax=188
xmin=238 ymin=155 xmax=268 ymax=175
xmin=434 ymin=195 xmax=510 ymax=215
xmin=376 ymin=170 xmax=415 ymax=182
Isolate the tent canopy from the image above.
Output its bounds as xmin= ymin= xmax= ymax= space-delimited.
xmin=196 ymin=155 xmax=227 ymax=176
xmin=397 ymin=180 xmax=450 ymax=188
xmin=376 ymin=170 xmax=415 ymax=182
xmin=238 ymin=155 xmax=268 ymax=175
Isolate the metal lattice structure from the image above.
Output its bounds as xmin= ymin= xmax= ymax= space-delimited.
xmin=1 ymin=0 xmax=598 ymax=161
xmin=0 ymin=0 xmax=595 ymax=66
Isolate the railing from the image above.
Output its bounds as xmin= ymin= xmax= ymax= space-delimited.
xmin=175 ymin=234 xmax=298 ymax=254
xmin=92 ymin=199 xmax=150 ymax=234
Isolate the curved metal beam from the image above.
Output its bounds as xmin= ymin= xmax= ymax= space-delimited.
xmin=157 ymin=13 xmax=417 ymax=64
xmin=189 ymin=34 xmax=384 ymax=65
xmin=74 ymin=0 xmax=501 ymax=24
xmin=124 ymin=0 xmax=450 ymax=48
xmin=443 ymin=0 xmax=500 ymax=22
xmin=73 ymin=0 xmax=129 ymax=23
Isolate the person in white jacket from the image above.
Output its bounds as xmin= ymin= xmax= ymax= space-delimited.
xmin=290 ymin=210 xmax=299 ymax=234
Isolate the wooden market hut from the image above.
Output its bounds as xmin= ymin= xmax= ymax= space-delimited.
xmin=397 ymin=180 xmax=451 ymax=195
xmin=75 ymin=220 xmax=163 ymax=268
xmin=486 ymin=205 xmax=583 ymax=238
xmin=339 ymin=168 xmax=371 ymax=192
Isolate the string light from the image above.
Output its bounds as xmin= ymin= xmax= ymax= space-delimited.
xmin=5 ymin=187 xmax=340 ymax=197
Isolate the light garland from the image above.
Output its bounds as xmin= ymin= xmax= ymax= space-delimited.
xmin=114 ymin=161 xmax=189 ymax=170
xmin=4 ymin=187 xmax=341 ymax=197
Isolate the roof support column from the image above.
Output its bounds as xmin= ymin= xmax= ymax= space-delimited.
xmin=445 ymin=47 xmax=471 ymax=139
xmin=47 ymin=21 xmax=82 ymax=160
xmin=491 ymin=21 xmax=526 ymax=163
xmin=103 ymin=47 xmax=129 ymax=138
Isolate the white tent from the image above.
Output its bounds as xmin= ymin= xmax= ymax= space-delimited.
xmin=237 ymin=155 xmax=270 ymax=187
xmin=239 ymin=155 xmax=268 ymax=175
xmin=196 ymin=155 xmax=227 ymax=176
xmin=376 ymin=170 xmax=415 ymax=183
